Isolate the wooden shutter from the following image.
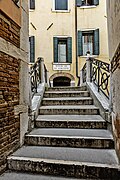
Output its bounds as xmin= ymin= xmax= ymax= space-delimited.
xmin=67 ymin=37 xmax=72 ymax=63
xmin=78 ymin=31 xmax=83 ymax=56
xmin=93 ymin=29 xmax=99 ymax=55
xmin=29 ymin=36 xmax=35 ymax=63
xmin=53 ymin=37 xmax=58 ymax=63
xmin=30 ymin=0 xmax=35 ymax=9
xmin=93 ymin=0 xmax=99 ymax=6
xmin=77 ymin=0 xmax=82 ymax=6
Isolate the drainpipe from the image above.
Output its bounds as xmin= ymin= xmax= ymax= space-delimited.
xmin=75 ymin=0 xmax=79 ymax=79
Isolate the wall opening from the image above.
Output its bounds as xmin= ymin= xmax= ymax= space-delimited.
xmin=53 ymin=76 xmax=71 ymax=87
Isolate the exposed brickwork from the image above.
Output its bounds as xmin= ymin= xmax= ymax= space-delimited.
xmin=0 ymin=11 xmax=20 ymax=48
xmin=0 ymin=51 xmax=20 ymax=174
xmin=113 ymin=118 xmax=120 ymax=160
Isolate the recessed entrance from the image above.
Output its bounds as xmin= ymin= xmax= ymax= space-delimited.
xmin=53 ymin=76 xmax=71 ymax=87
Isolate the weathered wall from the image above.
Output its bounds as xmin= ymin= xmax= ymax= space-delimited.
xmin=0 ymin=12 xmax=20 ymax=48
xmin=0 ymin=0 xmax=29 ymax=173
xmin=0 ymin=0 xmax=21 ymax=26
xmin=107 ymin=0 xmax=120 ymax=160
xmin=0 ymin=52 xmax=20 ymax=173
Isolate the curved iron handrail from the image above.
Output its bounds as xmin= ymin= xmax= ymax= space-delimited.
xmin=81 ymin=58 xmax=110 ymax=98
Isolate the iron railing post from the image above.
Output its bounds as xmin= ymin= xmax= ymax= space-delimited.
xmin=98 ymin=61 xmax=100 ymax=92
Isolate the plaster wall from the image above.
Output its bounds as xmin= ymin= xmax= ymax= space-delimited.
xmin=77 ymin=0 xmax=109 ymax=72
xmin=107 ymin=0 xmax=120 ymax=160
xmin=29 ymin=0 xmax=76 ymax=84
xmin=29 ymin=0 xmax=109 ymax=85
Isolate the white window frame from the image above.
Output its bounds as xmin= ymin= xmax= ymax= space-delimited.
xmin=52 ymin=0 xmax=70 ymax=12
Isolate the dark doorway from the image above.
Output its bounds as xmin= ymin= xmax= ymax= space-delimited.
xmin=53 ymin=76 xmax=71 ymax=87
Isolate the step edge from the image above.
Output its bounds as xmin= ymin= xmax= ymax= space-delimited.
xmin=25 ymin=134 xmax=113 ymax=140
xmin=7 ymin=156 xmax=120 ymax=168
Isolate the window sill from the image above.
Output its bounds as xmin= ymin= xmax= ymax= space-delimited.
xmin=51 ymin=9 xmax=71 ymax=13
xmin=79 ymin=55 xmax=98 ymax=58
xmin=29 ymin=9 xmax=35 ymax=12
xmin=79 ymin=5 xmax=96 ymax=9
xmin=53 ymin=63 xmax=71 ymax=65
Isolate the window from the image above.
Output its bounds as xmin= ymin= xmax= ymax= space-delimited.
xmin=82 ymin=32 xmax=94 ymax=55
xmin=53 ymin=37 xmax=72 ymax=63
xmin=77 ymin=0 xmax=99 ymax=7
xmin=82 ymin=0 xmax=94 ymax=6
xmin=29 ymin=0 xmax=35 ymax=10
xmin=54 ymin=0 xmax=68 ymax=10
xmin=78 ymin=29 xmax=99 ymax=56
xmin=58 ymin=39 xmax=67 ymax=62
xmin=29 ymin=36 xmax=35 ymax=63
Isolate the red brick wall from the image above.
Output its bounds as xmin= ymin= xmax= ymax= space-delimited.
xmin=0 ymin=51 xmax=20 ymax=173
xmin=0 ymin=11 xmax=20 ymax=48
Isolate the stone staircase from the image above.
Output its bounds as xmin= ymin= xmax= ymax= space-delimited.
xmin=2 ymin=86 xmax=120 ymax=179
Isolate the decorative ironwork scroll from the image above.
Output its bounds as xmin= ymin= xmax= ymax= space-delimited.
xmin=90 ymin=58 xmax=110 ymax=98
xmin=81 ymin=58 xmax=110 ymax=98
xmin=29 ymin=58 xmax=41 ymax=97
xmin=111 ymin=43 xmax=120 ymax=73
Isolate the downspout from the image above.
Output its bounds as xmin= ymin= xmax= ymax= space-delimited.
xmin=75 ymin=0 xmax=79 ymax=79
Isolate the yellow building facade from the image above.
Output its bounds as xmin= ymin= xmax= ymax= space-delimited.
xmin=29 ymin=0 xmax=109 ymax=86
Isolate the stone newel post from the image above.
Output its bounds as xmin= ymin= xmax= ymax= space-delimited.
xmin=86 ymin=53 xmax=91 ymax=83
xmin=40 ymin=58 xmax=45 ymax=83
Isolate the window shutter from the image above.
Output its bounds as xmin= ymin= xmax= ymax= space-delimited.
xmin=53 ymin=37 xmax=58 ymax=63
xmin=93 ymin=29 xmax=99 ymax=55
xmin=29 ymin=36 xmax=35 ymax=63
xmin=77 ymin=0 xmax=82 ymax=6
xmin=67 ymin=37 xmax=72 ymax=63
xmin=30 ymin=0 xmax=35 ymax=9
xmin=78 ymin=31 xmax=83 ymax=56
xmin=93 ymin=0 xmax=99 ymax=6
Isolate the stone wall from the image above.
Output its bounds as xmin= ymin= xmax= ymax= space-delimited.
xmin=0 ymin=51 xmax=20 ymax=173
xmin=107 ymin=0 xmax=120 ymax=160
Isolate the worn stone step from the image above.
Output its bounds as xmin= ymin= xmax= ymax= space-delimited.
xmin=39 ymin=105 xmax=99 ymax=115
xmin=36 ymin=115 xmax=107 ymax=129
xmin=7 ymin=146 xmax=120 ymax=179
xmin=25 ymin=128 xmax=114 ymax=149
xmin=44 ymin=91 xmax=90 ymax=98
xmin=0 ymin=172 xmax=79 ymax=180
xmin=47 ymin=86 xmax=87 ymax=92
xmin=42 ymin=97 xmax=93 ymax=106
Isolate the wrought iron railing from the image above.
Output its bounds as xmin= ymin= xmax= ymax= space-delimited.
xmin=29 ymin=57 xmax=48 ymax=97
xmin=29 ymin=58 xmax=41 ymax=96
xmin=81 ymin=58 xmax=110 ymax=98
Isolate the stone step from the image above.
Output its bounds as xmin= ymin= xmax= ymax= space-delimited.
xmin=44 ymin=91 xmax=90 ymax=98
xmin=0 ymin=172 xmax=79 ymax=180
xmin=39 ymin=105 xmax=99 ymax=115
xmin=47 ymin=86 xmax=87 ymax=92
xmin=25 ymin=128 xmax=114 ymax=149
xmin=42 ymin=97 xmax=93 ymax=106
xmin=7 ymin=146 xmax=120 ymax=179
xmin=36 ymin=115 xmax=107 ymax=129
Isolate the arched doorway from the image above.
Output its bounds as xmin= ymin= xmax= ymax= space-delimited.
xmin=49 ymin=73 xmax=75 ymax=87
xmin=53 ymin=76 xmax=71 ymax=87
